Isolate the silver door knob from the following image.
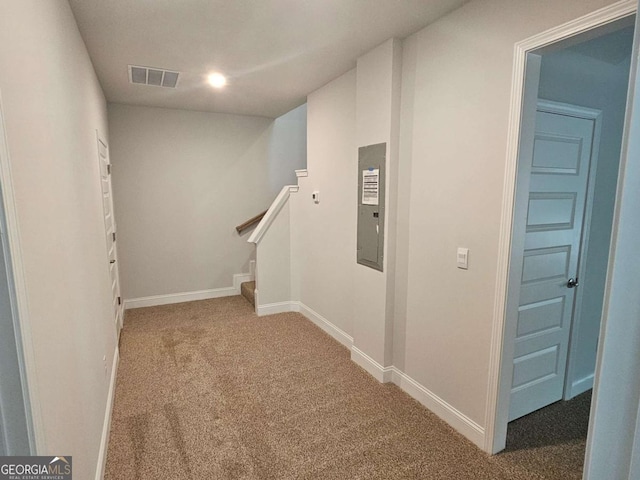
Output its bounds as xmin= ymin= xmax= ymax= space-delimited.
xmin=567 ymin=277 xmax=579 ymax=288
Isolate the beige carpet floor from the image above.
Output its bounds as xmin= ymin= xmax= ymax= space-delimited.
xmin=503 ymin=389 xmax=591 ymax=480
xmin=105 ymin=296 xmax=589 ymax=479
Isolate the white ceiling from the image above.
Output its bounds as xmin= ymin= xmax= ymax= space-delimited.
xmin=68 ymin=0 xmax=468 ymax=118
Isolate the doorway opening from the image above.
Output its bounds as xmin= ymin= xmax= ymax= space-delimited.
xmin=0 ymin=189 xmax=31 ymax=455
xmin=0 ymin=107 xmax=33 ymax=454
xmin=489 ymin=8 xmax=637 ymax=479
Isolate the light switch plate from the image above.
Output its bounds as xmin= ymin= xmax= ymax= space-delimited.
xmin=457 ymin=247 xmax=469 ymax=269
xmin=312 ymin=191 xmax=320 ymax=204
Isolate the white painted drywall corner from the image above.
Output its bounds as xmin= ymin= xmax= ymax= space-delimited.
xmin=393 ymin=33 xmax=418 ymax=372
xmin=268 ymin=103 xmax=307 ymax=194
xmin=352 ymin=38 xmax=402 ymax=370
xmin=253 ymin=200 xmax=292 ymax=315
xmin=290 ymin=68 xmax=357 ymax=338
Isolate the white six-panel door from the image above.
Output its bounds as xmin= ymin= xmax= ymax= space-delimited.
xmin=509 ymin=102 xmax=598 ymax=421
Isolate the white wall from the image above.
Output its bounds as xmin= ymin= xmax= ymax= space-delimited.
xmin=538 ymin=46 xmax=631 ymax=391
xmin=108 ymin=103 xmax=306 ymax=300
xmin=268 ymin=104 xmax=307 ymax=190
xmin=585 ymin=12 xmax=640 ymax=475
xmin=352 ymin=39 xmax=403 ymax=369
xmin=397 ymin=0 xmax=621 ymax=430
xmin=631 ymin=409 xmax=640 ymax=480
xmin=392 ymin=34 xmax=418 ymax=371
xmin=296 ymin=0 xmax=622 ymax=447
xmin=291 ymin=70 xmax=357 ymax=338
xmin=0 ymin=1 xmax=117 ymax=478
xmin=255 ymin=200 xmax=292 ymax=308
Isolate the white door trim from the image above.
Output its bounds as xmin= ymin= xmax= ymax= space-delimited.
xmin=0 ymin=92 xmax=44 ymax=453
xmin=485 ymin=0 xmax=637 ymax=455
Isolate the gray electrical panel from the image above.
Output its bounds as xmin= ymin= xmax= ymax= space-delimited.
xmin=357 ymin=143 xmax=386 ymax=271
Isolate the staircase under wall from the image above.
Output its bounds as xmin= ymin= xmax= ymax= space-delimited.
xmin=247 ymin=174 xmax=304 ymax=315
xmin=241 ymin=281 xmax=256 ymax=306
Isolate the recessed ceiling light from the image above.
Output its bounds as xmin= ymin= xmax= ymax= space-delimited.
xmin=207 ymin=73 xmax=227 ymax=88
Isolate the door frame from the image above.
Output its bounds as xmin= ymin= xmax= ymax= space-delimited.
xmin=484 ymin=0 xmax=637 ymax=455
xmin=0 ymin=91 xmax=43 ymax=452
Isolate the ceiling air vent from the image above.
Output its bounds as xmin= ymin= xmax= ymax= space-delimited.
xmin=128 ymin=65 xmax=180 ymax=88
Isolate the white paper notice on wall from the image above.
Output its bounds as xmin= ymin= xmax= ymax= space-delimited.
xmin=362 ymin=168 xmax=380 ymax=206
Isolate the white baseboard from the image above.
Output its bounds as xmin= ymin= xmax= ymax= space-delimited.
xmin=124 ymin=286 xmax=237 ymax=309
xmin=123 ymin=290 xmax=486 ymax=450
xmin=297 ymin=302 xmax=353 ymax=349
xmin=95 ymin=347 xmax=119 ymax=480
xmin=254 ymin=301 xmax=354 ymax=350
xmin=256 ymin=301 xmax=296 ymax=316
xmin=568 ymin=373 xmax=594 ymax=399
xmin=350 ymin=346 xmax=393 ymax=383
xmin=124 ymin=271 xmax=255 ymax=310
xmin=391 ymin=367 xmax=485 ymax=448
xmin=233 ymin=272 xmax=255 ymax=292
xmin=297 ymin=308 xmax=485 ymax=449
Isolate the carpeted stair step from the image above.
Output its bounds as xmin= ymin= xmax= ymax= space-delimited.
xmin=241 ymin=281 xmax=255 ymax=306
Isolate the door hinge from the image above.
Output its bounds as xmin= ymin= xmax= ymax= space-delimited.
xmin=117 ymin=296 xmax=121 ymax=305
xmin=107 ymin=164 xmax=112 ymax=175
xmin=112 ymin=231 xmax=116 ymax=242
